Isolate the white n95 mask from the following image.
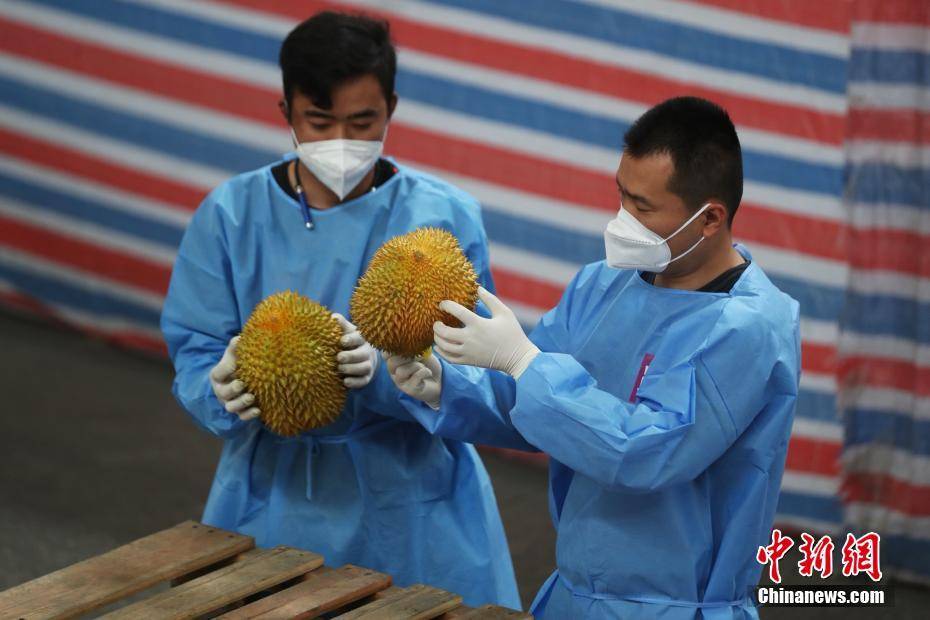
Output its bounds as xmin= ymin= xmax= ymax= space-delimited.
xmin=291 ymin=128 xmax=385 ymax=200
xmin=604 ymin=203 xmax=710 ymax=272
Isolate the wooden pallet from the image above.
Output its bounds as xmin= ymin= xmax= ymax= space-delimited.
xmin=0 ymin=521 xmax=531 ymax=620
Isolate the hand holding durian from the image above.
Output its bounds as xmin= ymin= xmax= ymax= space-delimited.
xmin=382 ymin=350 xmax=442 ymax=410
xmin=385 ymin=286 xmax=540 ymax=409
xmin=434 ymin=287 xmax=540 ymax=379
xmin=209 ymin=336 xmax=260 ymax=422
xmin=332 ymin=313 xmax=379 ymax=389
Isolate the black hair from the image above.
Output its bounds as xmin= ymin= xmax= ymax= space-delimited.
xmin=623 ymin=96 xmax=743 ymax=224
xmin=279 ymin=11 xmax=396 ymax=110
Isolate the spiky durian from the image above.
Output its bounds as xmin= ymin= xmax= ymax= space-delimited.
xmin=350 ymin=227 xmax=479 ymax=357
xmin=236 ymin=291 xmax=346 ymax=437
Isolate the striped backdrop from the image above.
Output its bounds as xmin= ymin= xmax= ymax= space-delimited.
xmin=0 ymin=0 xmax=923 ymax=579
xmin=839 ymin=0 xmax=930 ymax=584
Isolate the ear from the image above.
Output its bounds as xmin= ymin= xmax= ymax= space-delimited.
xmin=387 ymin=93 xmax=398 ymax=119
xmin=701 ymin=201 xmax=729 ymax=238
xmin=278 ymin=98 xmax=289 ymax=123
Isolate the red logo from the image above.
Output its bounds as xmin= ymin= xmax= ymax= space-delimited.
xmin=757 ymin=528 xmax=794 ymax=584
xmin=798 ymin=533 xmax=835 ymax=578
xmin=757 ymin=530 xmax=882 ymax=583
xmin=841 ymin=532 xmax=883 ymax=582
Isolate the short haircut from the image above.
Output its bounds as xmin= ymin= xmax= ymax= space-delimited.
xmin=624 ymin=96 xmax=743 ymax=224
xmin=279 ymin=11 xmax=396 ymax=110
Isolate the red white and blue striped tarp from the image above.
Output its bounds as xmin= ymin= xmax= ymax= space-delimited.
xmin=1 ymin=0 xmax=922 ymax=579
xmin=838 ymin=0 xmax=930 ymax=585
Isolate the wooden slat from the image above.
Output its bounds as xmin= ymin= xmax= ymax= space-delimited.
xmin=218 ymin=564 xmax=392 ymax=619
xmin=334 ymin=584 xmax=462 ymax=620
xmin=0 ymin=521 xmax=254 ymax=620
xmin=100 ymin=546 xmax=324 ymax=619
xmin=441 ymin=604 xmax=533 ymax=619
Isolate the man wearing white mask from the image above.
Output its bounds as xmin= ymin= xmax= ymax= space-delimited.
xmin=386 ymin=97 xmax=801 ymax=619
xmin=160 ymin=11 xmax=520 ymax=609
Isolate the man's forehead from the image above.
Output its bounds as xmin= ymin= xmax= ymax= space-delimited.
xmin=618 ymin=152 xmax=673 ymax=186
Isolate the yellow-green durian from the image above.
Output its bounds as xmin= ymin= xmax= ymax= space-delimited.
xmin=236 ymin=291 xmax=346 ymax=437
xmin=350 ymin=227 xmax=479 ymax=357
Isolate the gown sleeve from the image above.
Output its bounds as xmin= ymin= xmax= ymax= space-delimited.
xmin=509 ymin=299 xmax=800 ymax=492
xmin=160 ymin=190 xmax=253 ymax=438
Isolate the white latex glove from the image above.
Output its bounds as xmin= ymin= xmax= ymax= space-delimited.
xmin=384 ymin=351 xmax=442 ymax=410
xmin=434 ymin=287 xmax=540 ymax=379
xmin=209 ymin=336 xmax=260 ymax=421
xmin=333 ymin=313 xmax=379 ymax=389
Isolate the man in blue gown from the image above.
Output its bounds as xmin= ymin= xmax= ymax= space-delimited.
xmin=160 ymin=11 xmax=520 ymax=608
xmin=387 ymin=97 xmax=801 ymax=618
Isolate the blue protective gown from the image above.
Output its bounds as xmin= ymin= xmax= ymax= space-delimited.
xmin=398 ymin=247 xmax=801 ymax=619
xmin=160 ymin=156 xmax=521 ymax=609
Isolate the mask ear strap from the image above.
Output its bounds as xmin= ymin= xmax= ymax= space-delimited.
xmin=664 ymin=234 xmax=705 ymax=268
xmin=662 ymin=203 xmax=711 ymax=243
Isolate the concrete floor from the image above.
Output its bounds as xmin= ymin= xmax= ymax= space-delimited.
xmin=1 ymin=310 xmax=926 ymax=618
